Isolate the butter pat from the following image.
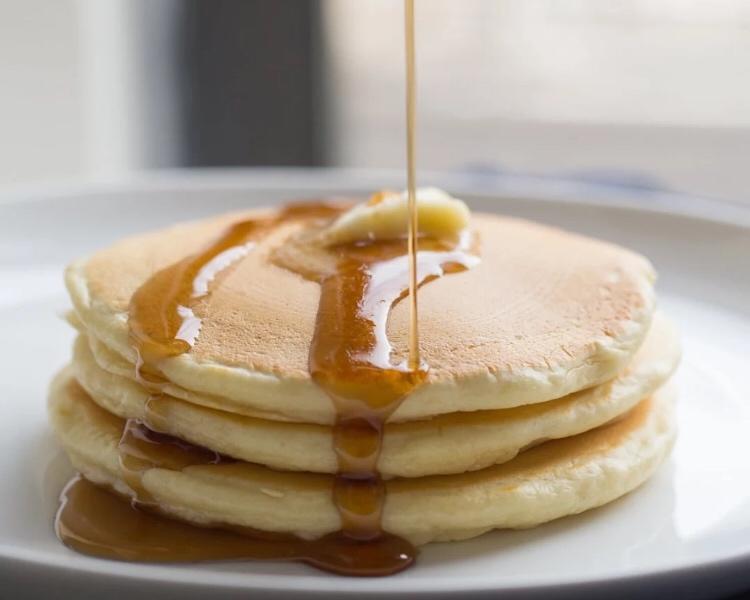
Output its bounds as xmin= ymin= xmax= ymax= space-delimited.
xmin=319 ymin=187 xmax=470 ymax=246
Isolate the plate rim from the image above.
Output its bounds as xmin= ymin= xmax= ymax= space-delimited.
xmin=1 ymin=166 xmax=749 ymax=229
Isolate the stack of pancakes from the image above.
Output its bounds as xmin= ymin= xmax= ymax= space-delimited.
xmin=49 ymin=199 xmax=679 ymax=546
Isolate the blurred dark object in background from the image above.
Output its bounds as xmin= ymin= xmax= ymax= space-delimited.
xmin=181 ymin=0 xmax=323 ymax=167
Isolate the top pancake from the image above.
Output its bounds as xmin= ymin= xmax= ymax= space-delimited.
xmin=66 ymin=206 xmax=656 ymax=424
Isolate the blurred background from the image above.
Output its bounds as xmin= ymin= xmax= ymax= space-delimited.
xmin=2 ymin=0 xmax=750 ymax=202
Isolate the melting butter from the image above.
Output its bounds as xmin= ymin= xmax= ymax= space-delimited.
xmin=318 ymin=188 xmax=470 ymax=247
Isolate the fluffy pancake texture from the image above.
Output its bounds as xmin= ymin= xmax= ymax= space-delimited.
xmin=48 ymin=370 xmax=677 ymax=546
xmin=70 ymin=313 xmax=680 ymax=477
xmin=65 ymin=210 xmax=656 ymax=424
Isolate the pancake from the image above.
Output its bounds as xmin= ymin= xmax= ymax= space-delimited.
xmin=65 ymin=209 xmax=656 ymax=424
xmin=48 ymin=369 xmax=676 ymax=546
xmin=71 ymin=313 xmax=680 ymax=477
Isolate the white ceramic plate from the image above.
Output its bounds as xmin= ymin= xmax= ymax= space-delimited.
xmin=2 ymin=169 xmax=749 ymax=599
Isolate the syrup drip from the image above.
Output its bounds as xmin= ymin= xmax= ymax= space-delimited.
xmin=58 ymin=414 xmax=418 ymax=575
xmin=311 ymin=237 xmax=477 ymax=547
xmin=57 ymin=469 xmax=412 ymax=575
xmin=117 ymin=414 xmax=229 ymax=504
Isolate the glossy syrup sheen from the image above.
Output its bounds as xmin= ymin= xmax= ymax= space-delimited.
xmin=127 ymin=202 xmax=343 ymax=386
